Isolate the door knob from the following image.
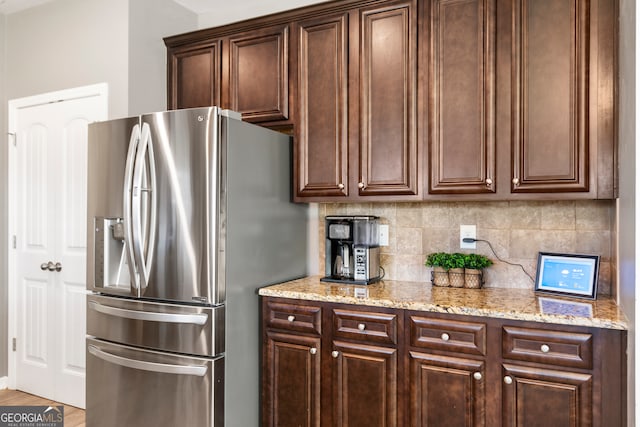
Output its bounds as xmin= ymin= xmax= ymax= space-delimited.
xmin=41 ymin=261 xmax=62 ymax=272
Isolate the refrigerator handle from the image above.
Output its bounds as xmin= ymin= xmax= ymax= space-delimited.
xmin=131 ymin=122 xmax=157 ymax=291
xmin=88 ymin=345 xmax=208 ymax=376
xmin=123 ymin=124 xmax=141 ymax=291
xmin=88 ymin=300 xmax=208 ymax=325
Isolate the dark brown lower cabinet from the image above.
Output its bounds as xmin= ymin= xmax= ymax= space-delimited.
xmin=263 ymin=330 xmax=321 ymax=427
xmin=502 ymin=364 xmax=592 ymax=427
xmin=262 ymin=297 xmax=626 ymax=427
xmin=333 ymin=341 xmax=398 ymax=427
xmin=410 ymin=352 xmax=485 ymax=426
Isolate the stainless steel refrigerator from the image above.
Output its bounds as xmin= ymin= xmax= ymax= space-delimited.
xmin=85 ymin=107 xmax=307 ymax=427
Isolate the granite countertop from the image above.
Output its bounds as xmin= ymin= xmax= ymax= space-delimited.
xmin=259 ymin=276 xmax=628 ymax=330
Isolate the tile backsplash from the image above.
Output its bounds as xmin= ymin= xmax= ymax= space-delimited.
xmin=318 ymin=200 xmax=616 ymax=296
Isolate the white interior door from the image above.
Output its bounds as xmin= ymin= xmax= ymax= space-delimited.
xmin=9 ymin=85 xmax=107 ymax=408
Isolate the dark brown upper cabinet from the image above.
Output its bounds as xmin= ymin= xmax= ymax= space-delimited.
xmin=165 ymin=0 xmax=616 ymax=202
xmin=510 ymin=0 xmax=589 ymax=193
xmin=294 ymin=0 xmax=419 ymax=201
xmin=427 ymin=0 xmax=497 ymax=195
xmin=294 ymin=13 xmax=349 ymax=198
xmin=228 ymin=24 xmax=290 ymax=123
xmin=167 ymin=40 xmax=221 ymax=110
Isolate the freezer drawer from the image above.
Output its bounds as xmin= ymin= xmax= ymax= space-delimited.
xmin=87 ymin=338 xmax=223 ymax=427
xmin=87 ymin=294 xmax=224 ymax=357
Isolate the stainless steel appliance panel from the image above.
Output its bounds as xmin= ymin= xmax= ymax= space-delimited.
xmin=87 ymin=116 xmax=140 ymax=297
xmin=137 ymin=108 xmax=220 ymax=305
xmin=222 ymin=117 xmax=308 ymax=426
xmin=87 ymin=294 xmax=224 ymax=357
xmin=86 ymin=337 xmax=223 ymax=427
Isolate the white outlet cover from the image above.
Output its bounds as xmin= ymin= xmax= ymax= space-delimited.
xmin=379 ymin=224 xmax=389 ymax=246
xmin=460 ymin=225 xmax=476 ymax=249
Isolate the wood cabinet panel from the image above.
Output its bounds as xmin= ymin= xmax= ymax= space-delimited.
xmin=410 ymin=315 xmax=487 ymax=356
xmin=332 ymin=308 xmax=398 ymax=345
xmin=263 ymin=331 xmax=321 ymax=427
xmin=502 ymin=325 xmax=592 ymax=369
xmin=502 ymin=363 xmax=593 ymax=427
xmin=167 ymin=42 xmax=221 ymax=110
xmin=359 ymin=0 xmax=418 ymax=196
xmin=511 ymin=0 xmax=589 ymax=193
xmin=265 ymin=301 xmax=322 ymax=335
xmin=229 ymin=24 xmax=289 ymax=122
xmin=295 ymin=14 xmax=349 ymax=198
xmin=333 ymin=340 xmax=398 ymax=427
xmin=428 ymin=0 xmax=496 ymax=194
xmin=410 ymin=351 xmax=485 ymax=426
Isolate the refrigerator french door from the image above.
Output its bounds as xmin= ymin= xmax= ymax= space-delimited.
xmin=86 ymin=107 xmax=308 ymax=427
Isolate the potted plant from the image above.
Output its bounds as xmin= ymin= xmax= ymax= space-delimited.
xmin=462 ymin=253 xmax=493 ymax=288
xmin=448 ymin=253 xmax=466 ymax=288
xmin=425 ymin=252 xmax=451 ymax=287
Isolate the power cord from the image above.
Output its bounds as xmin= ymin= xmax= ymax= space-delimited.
xmin=462 ymin=238 xmax=535 ymax=283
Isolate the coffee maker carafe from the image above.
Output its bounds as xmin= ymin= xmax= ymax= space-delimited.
xmin=321 ymin=215 xmax=381 ymax=285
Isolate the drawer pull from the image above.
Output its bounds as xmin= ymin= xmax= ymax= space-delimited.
xmin=358 ymin=323 xmax=366 ymax=331
xmin=309 ymin=347 xmax=317 ymax=355
xmin=504 ymin=376 xmax=513 ymax=385
xmin=287 ymin=315 xmax=295 ymax=322
xmin=540 ymin=344 xmax=550 ymax=353
xmin=441 ymin=333 xmax=450 ymax=342
xmin=473 ymin=372 xmax=482 ymax=381
xmin=331 ymin=350 xmax=340 ymax=358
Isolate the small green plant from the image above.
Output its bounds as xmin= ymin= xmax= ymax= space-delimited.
xmin=449 ymin=253 xmax=466 ymax=269
xmin=425 ymin=252 xmax=451 ymax=270
xmin=462 ymin=253 xmax=493 ymax=270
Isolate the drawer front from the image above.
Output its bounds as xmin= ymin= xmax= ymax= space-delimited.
xmin=410 ymin=316 xmax=487 ymax=356
xmin=332 ymin=308 xmax=398 ymax=345
xmin=265 ymin=301 xmax=322 ymax=335
xmin=502 ymin=326 xmax=593 ymax=369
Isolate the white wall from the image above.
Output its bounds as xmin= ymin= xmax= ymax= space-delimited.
xmin=0 ymin=0 xmax=197 ymax=378
xmin=618 ymin=0 xmax=637 ymax=424
xmin=129 ymin=0 xmax=197 ymax=115
xmin=197 ymin=0 xmax=330 ymax=28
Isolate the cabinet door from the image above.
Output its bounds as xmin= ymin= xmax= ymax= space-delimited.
xmin=294 ymin=14 xmax=349 ymax=198
xmin=502 ymin=363 xmax=592 ymax=427
xmin=332 ymin=340 xmax=398 ymax=426
xmin=228 ymin=24 xmax=289 ymax=123
xmin=167 ymin=41 xmax=221 ymax=110
xmin=263 ymin=331 xmax=321 ymax=427
xmin=511 ymin=0 xmax=589 ymax=193
xmin=410 ymin=351 xmax=485 ymax=427
xmin=359 ymin=0 xmax=418 ymax=196
xmin=428 ymin=0 xmax=496 ymax=194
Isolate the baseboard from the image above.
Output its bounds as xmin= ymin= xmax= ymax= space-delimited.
xmin=0 ymin=376 xmax=7 ymax=390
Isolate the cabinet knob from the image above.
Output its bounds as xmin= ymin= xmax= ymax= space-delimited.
xmin=512 ymin=177 xmax=520 ymax=186
xmin=331 ymin=350 xmax=340 ymax=358
xmin=440 ymin=333 xmax=450 ymax=342
xmin=473 ymin=372 xmax=482 ymax=381
xmin=358 ymin=182 xmax=365 ymax=189
xmin=309 ymin=347 xmax=317 ymax=355
xmin=504 ymin=376 xmax=513 ymax=385
xmin=338 ymin=183 xmax=345 ymax=190
xmin=357 ymin=323 xmax=366 ymax=331
xmin=287 ymin=315 xmax=295 ymax=322
xmin=485 ymin=178 xmax=493 ymax=186
xmin=540 ymin=344 xmax=550 ymax=353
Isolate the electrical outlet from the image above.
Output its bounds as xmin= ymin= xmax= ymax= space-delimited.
xmin=460 ymin=225 xmax=476 ymax=249
xmin=379 ymin=224 xmax=389 ymax=246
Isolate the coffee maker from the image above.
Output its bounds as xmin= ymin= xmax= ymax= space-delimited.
xmin=321 ymin=215 xmax=382 ymax=285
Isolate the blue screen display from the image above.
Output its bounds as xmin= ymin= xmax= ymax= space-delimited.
xmin=540 ymin=258 xmax=594 ymax=294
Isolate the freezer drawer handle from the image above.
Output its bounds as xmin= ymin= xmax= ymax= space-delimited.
xmin=88 ymin=301 xmax=208 ymax=325
xmin=88 ymin=345 xmax=208 ymax=376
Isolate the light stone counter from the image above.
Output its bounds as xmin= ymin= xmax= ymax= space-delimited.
xmin=259 ymin=276 xmax=628 ymax=330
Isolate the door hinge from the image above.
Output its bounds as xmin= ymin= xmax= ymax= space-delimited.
xmin=12 ymin=235 xmax=16 ymax=249
xmin=8 ymin=132 xmax=16 ymax=147
xmin=12 ymin=337 xmax=16 ymax=352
